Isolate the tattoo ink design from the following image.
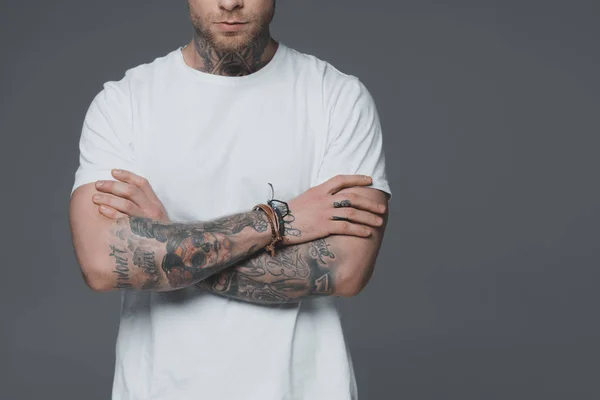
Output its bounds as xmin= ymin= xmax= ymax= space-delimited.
xmin=209 ymin=269 xmax=237 ymax=293
xmin=129 ymin=216 xmax=259 ymax=288
xmin=307 ymin=240 xmax=334 ymax=295
xmin=247 ymin=284 xmax=289 ymax=303
xmin=332 ymin=216 xmax=351 ymax=222
xmin=198 ymin=239 xmax=337 ymax=304
xmin=192 ymin=30 xmax=271 ymax=76
xmin=204 ymin=212 xmax=268 ymax=234
xmin=235 ymin=256 xmax=267 ymax=278
xmin=132 ymin=247 xmax=160 ymax=290
xmin=333 ymin=200 xmax=352 ymax=208
xmin=107 ymin=211 xmax=268 ymax=289
xmin=313 ymin=274 xmax=332 ymax=294
xmin=282 ymin=212 xmax=302 ymax=238
xmin=265 ymin=246 xmax=310 ymax=278
xmin=109 ymin=245 xmax=132 ymax=289
xmin=309 ymin=239 xmax=336 ymax=264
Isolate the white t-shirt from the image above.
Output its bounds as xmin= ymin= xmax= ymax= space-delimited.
xmin=71 ymin=42 xmax=391 ymax=400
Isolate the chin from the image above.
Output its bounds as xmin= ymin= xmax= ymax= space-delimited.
xmin=213 ymin=35 xmax=252 ymax=53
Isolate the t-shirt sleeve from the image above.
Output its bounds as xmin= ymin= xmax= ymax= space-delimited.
xmin=316 ymin=76 xmax=392 ymax=200
xmin=70 ymin=77 xmax=137 ymax=196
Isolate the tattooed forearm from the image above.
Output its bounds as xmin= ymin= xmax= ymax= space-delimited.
xmin=105 ymin=210 xmax=272 ymax=291
xmin=132 ymin=247 xmax=160 ymax=290
xmin=198 ymin=239 xmax=338 ymax=304
xmin=109 ymin=245 xmax=132 ymax=289
xmin=203 ymin=212 xmax=268 ymax=234
xmin=309 ymin=239 xmax=336 ymax=264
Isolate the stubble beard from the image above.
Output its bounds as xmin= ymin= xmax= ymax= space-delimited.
xmin=186 ymin=4 xmax=275 ymax=76
xmin=189 ymin=6 xmax=274 ymax=54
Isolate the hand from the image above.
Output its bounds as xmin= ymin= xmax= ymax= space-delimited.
xmin=281 ymin=174 xmax=387 ymax=246
xmin=93 ymin=169 xmax=170 ymax=223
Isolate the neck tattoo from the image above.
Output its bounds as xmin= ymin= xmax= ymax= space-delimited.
xmin=192 ymin=31 xmax=272 ymax=77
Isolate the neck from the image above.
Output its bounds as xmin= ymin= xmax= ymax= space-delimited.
xmin=188 ymin=30 xmax=276 ymax=77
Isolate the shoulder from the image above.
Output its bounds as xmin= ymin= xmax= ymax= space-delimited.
xmin=95 ymin=48 xmax=179 ymax=99
xmin=283 ymin=44 xmax=360 ymax=87
xmin=84 ymin=49 xmax=179 ymax=127
xmin=283 ymin=44 xmax=369 ymax=111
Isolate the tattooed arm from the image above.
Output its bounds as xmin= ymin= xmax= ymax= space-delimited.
xmin=198 ymin=187 xmax=389 ymax=304
xmin=71 ymin=186 xmax=272 ymax=292
xmin=70 ymin=175 xmax=381 ymax=292
xmin=196 ymin=239 xmax=337 ymax=303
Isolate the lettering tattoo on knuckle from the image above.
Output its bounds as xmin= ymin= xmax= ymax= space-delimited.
xmin=332 ymin=215 xmax=348 ymax=221
xmin=333 ymin=199 xmax=352 ymax=208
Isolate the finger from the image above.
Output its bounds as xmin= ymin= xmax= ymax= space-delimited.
xmin=321 ymin=174 xmax=373 ymax=195
xmin=98 ymin=205 xmax=128 ymax=220
xmin=92 ymin=193 xmax=142 ymax=216
xmin=331 ymin=208 xmax=384 ymax=228
xmin=95 ymin=180 xmax=146 ymax=206
xmin=329 ymin=220 xmax=372 ymax=238
xmin=111 ymin=169 xmax=160 ymax=203
xmin=332 ymin=193 xmax=386 ymax=215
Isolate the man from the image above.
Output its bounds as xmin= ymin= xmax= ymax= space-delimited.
xmin=69 ymin=0 xmax=392 ymax=398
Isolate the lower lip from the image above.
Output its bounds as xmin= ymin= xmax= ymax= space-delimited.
xmin=216 ymin=23 xmax=247 ymax=32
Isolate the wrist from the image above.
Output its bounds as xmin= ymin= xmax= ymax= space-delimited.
xmin=252 ymin=204 xmax=283 ymax=255
xmin=269 ymin=201 xmax=286 ymax=237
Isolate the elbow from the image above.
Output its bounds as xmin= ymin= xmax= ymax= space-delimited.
xmin=336 ymin=282 xmax=363 ymax=298
xmin=73 ymin=244 xmax=116 ymax=292
xmin=79 ymin=262 xmax=114 ymax=293
xmin=335 ymin=262 xmax=375 ymax=298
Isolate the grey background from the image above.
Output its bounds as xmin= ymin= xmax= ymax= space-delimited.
xmin=1 ymin=0 xmax=598 ymax=399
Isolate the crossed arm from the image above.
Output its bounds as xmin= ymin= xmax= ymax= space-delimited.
xmin=197 ymin=188 xmax=389 ymax=304
xmin=70 ymin=181 xmax=388 ymax=301
xmin=70 ymin=189 xmax=275 ymax=292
